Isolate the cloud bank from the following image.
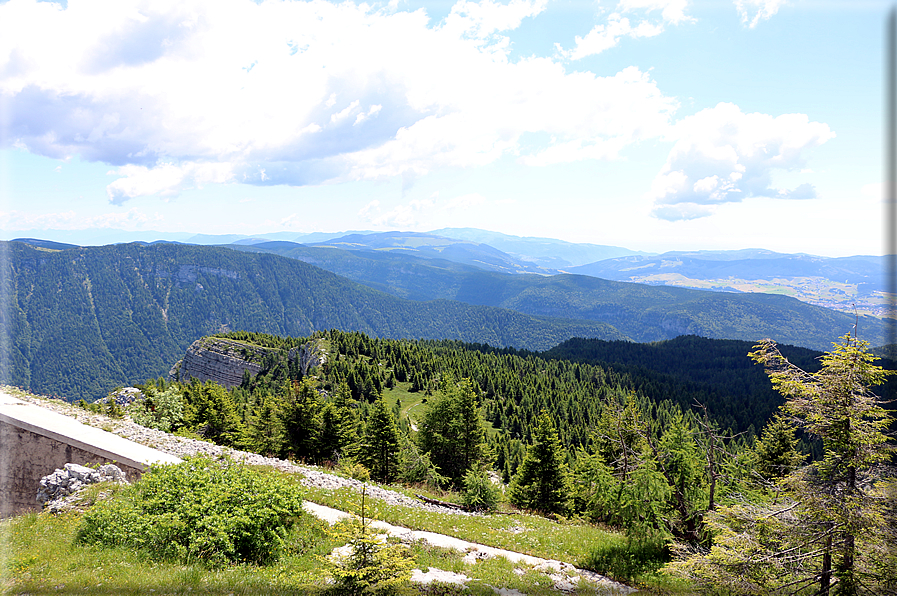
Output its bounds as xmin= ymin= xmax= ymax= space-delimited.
xmin=0 ymin=0 xmax=820 ymax=223
xmin=649 ymin=103 xmax=834 ymax=220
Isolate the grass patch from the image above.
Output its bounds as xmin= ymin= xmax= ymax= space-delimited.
xmin=303 ymin=485 xmax=670 ymax=583
xmin=1 ymin=510 xmax=339 ymax=594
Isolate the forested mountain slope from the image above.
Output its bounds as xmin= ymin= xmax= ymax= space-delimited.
xmin=235 ymin=242 xmax=888 ymax=351
xmin=1 ymin=241 xmax=625 ymax=400
xmin=545 ymin=336 xmax=823 ymax=434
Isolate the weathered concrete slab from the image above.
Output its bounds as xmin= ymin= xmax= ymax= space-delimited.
xmin=0 ymin=391 xmax=181 ymax=517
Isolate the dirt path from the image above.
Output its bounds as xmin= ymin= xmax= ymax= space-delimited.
xmin=303 ymin=501 xmax=634 ymax=594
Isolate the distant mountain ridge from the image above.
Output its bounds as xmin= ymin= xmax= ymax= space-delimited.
xmin=1 ymin=241 xmax=626 ymax=400
xmin=232 ymin=240 xmax=890 ymax=351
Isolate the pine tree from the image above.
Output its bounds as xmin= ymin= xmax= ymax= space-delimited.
xmin=508 ymin=410 xmax=571 ymax=515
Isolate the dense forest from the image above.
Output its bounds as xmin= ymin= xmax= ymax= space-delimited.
xmin=110 ymin=328 xmax=895 ymax=594
xmin=1 ymin=241 xmax=624 ymax=400
xmin=4 ymin=239 xmax=891 ymax=402
xmin=236 ymin=241 xmax=890 ymax=350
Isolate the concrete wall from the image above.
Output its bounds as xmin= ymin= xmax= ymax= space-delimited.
xmin=0 ymin=392 xmax=181 ymax=518
xmin=0 ymin=421 xmax=144 ymax=517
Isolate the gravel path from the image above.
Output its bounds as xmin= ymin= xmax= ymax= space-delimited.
xmin=8 ymin=388 xmax=633 ymax=594
xmin=5 ymin=389 xmax=472 ymax=516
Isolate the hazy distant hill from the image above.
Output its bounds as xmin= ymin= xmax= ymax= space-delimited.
xmin=569 ymin=251 xmax=887 ymax=318
xmin=1 ymin=241 xmax=625 ymax=400
xmin=310 ymin=231 xmax=554 ymax=274
xmin=427 ymin=227 xmax=645 ymax=268
xmin=570 ymin=251 xmax=883 ymax=287
xmin=235 ymin=241 xmax=889 ymax=351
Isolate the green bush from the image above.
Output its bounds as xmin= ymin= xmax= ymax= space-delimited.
xmin=128 ymin=387 xmax=184 ymax=432
xmin=338 ymin=458 xmax=372 ymax=483
xmin=76 ymin=457 xmax=305 ymax=566
xmin=460 ymin=468 xmax=501 ymax=513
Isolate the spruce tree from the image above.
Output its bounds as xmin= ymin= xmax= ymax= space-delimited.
xmin=508 ymin=410 xmax=571 ymax=515
xmin=672 ymin=334 xmax=896 ymax=595
xmin=751 ymin=410 xmax=805 ymax=481
xmin=418 ymin=378 xmax=489 ymax=484
xmin=360 ymin=396 xmax=400 ymax=482
xmin=280 ymin=378 xmax=321 ymax=461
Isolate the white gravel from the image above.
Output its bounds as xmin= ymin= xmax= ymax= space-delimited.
xmin=9 ymin=388 xmax=634 ymax=594
xmin=5 ymin=389 xmax=472 ymax=516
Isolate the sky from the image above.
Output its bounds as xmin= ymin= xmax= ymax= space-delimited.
xmin=0 ymin=0 xmax=892 ymax=256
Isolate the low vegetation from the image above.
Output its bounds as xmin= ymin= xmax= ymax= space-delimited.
xmin=77 ymin=457 xmax=307 ymax=566
xmin=5 ymin=327 xmax=895 ymax=594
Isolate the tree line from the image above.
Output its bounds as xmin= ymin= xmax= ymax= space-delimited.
xmin=106 ymin=328 xmax=895 ymax=594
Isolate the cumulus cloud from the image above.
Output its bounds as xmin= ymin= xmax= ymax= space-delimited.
xmin=0 ymin=0 xmax=679 ymax=203
xmin=735 ymin=0 xmax=785 ymax=29
xmin=558 ymin=14 xmax=663 ymax=60
xmin=441 ymin=0 xmax=547 ymax=40
xmin=557 ymin=0 xmax=691 ymax=61
xmin=617 ymin=0 xmax=693 ymax=26
xmin=105 ymin=162 xmax=234 ymax=204
xmin=649 ymin=102 xmax=834 ymax=220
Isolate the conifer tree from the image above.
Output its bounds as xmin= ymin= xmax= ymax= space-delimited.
xmin=418 ymin=378 xmax=490 ymax=484
xmin=245 ymin=392 xmax=284 ymax=457
xmin=360 ymin=396 xmax=400 ymax=482
xmin=280 ymin=378 xmax=321 ymax=461
xmin=508 ymin=410 xmax=571 ymax=515
xmin=183 ymin=381 xmax=244 ymax=447
xmin=672 ymin=333 xmax=896 ymax=595
xmin=751 ymin=410 xmax=805 ymax=481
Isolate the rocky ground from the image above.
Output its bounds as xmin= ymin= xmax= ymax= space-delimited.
xmin=8 ymin=388 xmax=471 ymax=517
xmin=10 ymin=388 xmax=633 ymax=594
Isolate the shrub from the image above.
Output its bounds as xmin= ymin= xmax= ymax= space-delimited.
xmin=460 ymin=468 xmax=501 ymax=513
xmin=338 ymin=458 xmax=372 ymax=483
xmin=128 ymin=387 xmax=184 ymax=432
xmin=76 ymin=457 xmax=305 ymax=566
xmin=322 ymin=486 xmax=414 ymax=595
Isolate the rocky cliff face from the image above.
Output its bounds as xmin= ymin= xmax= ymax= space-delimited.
xmin=170 ymin=336 xmax=327 ymax=388
xmin=170 ymin=338 xmax=271 ymax=388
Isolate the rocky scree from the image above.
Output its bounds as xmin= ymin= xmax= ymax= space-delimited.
xmin=38 ymin=462 xmax=128 ymax=513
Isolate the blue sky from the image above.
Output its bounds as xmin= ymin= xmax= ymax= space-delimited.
xmin=0 ymin=0 xmax=891 ymax=256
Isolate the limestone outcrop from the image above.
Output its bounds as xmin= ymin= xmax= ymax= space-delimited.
xmin=170 ymin=337 xmax=327 ymax=388
xmin=37 ymin=463 xmax=128 ymax=513
xmin=170 ymin=338 xmax=270 ymax=388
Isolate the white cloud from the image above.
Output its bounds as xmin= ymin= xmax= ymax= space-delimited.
xmin=358 ymin=197 xmax=435 ymax=228
xmin=734 ymin=0 xmax=785 ymax=29
xmin=558 ymin=13 xmax=663 ymax=60
xmin=106 ymin=162 xmax=234 ymax=204
xmin=649 ymin=102 xmax=834 ymax=220
xmin=354 ymin=104 xmax=382 ymax=126
xmin=0 ymin=0 xmax=674 ymax=202
xmin=617 ymin=0 xmax=693 ymax=26
xmin=441 ymin=0 xmax=547 ymax=40
xmin=330 ymin=100 xmax=360 ymax=124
